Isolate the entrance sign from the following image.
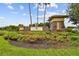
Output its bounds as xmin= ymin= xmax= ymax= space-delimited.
xmin=48 ymin=15 xmax=68 ymax=32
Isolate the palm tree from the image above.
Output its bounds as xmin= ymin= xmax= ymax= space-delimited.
xmin=43 ymin=3 xmax=50 ymax=28
xmin=35 ymin=3 xmax=39 ymax=29
xmin=37 ymin=3 xmax=39 ymax=26
xmin=28 ymin=3 xmax=32 ymax=27
xmin=36 ymin=3 xmax=41 ymax=29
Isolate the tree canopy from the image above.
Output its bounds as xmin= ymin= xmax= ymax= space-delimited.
xmin=29 ymin=22 xmax=50 ymax=27
xmin=68 ymin=3 xmax=79 ymax=27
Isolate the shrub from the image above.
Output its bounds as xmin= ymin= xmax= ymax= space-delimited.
xmin=65 ymin=27 xmax=72 ymax=32
xmin=24 ymin=35 xmax=46 ymax=43
xmin=0 ymin=25 xmax=19 ymax=31
xmin=65 ymin=36 xmax=79 ymax=46
xmin=4 ymin=32 xmax=19 ymax=41
xmin=70 ymin=36 xmax=79 ymax=41
xmin=4 ymin=34 xmax=9 ymax=40
xmin=17 ymin=34 xmax=24 ymax=41
xmin=56 ymin=36 xmax=64 ymax=42
xmin=4 ymin=31 xmax=79 ymax=46
xmin=0 ymin=31 xmax=5 ymax=36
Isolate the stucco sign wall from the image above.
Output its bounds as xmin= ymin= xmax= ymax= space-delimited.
xmin=30 ymin=27 xmax=43 ymax=31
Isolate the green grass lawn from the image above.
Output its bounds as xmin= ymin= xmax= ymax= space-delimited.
xmin=0 ymin=36 xmax=79 ymax=56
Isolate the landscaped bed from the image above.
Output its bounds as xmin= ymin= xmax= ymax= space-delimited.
xmin=0 ymin=30 xmax=79 ymax=55
xmin=1 ymin=30 xmax=79 ymax=49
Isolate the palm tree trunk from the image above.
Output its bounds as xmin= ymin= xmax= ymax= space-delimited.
xmin=28 ymin=3 xmax=32 ymax=26
xmin=37 ymin=4 xmax=39 ymax=27
xmin=35 ymin=3 xmax=39 ymax=29
xmin=43 ymin=4 xmax=47 ymax=28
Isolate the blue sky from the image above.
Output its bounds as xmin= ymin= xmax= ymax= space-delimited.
xmin=0 ymin=3 xmax=75 ymax=27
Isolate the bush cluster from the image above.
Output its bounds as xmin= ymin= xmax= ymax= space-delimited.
xmin=0 ymin=31 xmax=5 ymax=36
xmin=3 ymin=31 xmax=69 ymax=43
xmin=2 ymin=30 xmax=79 ymax=46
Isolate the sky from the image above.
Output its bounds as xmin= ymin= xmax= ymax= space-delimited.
xmin=0 ymin=3 xmax=76 ymax=27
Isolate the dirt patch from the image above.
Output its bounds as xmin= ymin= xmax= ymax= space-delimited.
xmin=8 ymin=40 xmax=73 ymax=49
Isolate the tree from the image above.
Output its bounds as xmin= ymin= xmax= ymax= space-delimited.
xmin=43 ymin=3 xmax=50 ymax=27
xmin=30 ymin=22 xmax=49 ymax=27
xmin=35 ymin=3 xmax=39 ymax=29
xmin=28 ymin=3 xmax=32 ymax=26
xmin=36 ymin=3 xmax=43 ymax=29
xmin=0 ymin=25 xmax=19 ymax=31
xmin=68 ymin=3 xmax=79 ymax=27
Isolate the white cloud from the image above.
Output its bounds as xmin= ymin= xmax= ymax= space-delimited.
xmin=33 ymin=12 xmax=58 ymax=22
xmin=39 ymin=8 xmax=44 ymax=11
xmin=7 ymin=5 xmax=14 ymax=10
xmin=62 ymin=10 xmax=67 ymax=15
xmin=34 ymin=3 xmax=58 ymax=8
xmin=37 ymin=12 xmax=58 ymax=19
xmin=23 ymin=13 xmax=27 ymax=16
xmin=0 ymin=16 xmax=5 ymax=20
xmin=47 ymin=12 xmax=59 ymax=16
xmin=33 ymin=3 xmax=37 ymax=8
xmin=64 ymin=18 xmax=76 ymax=27
xmin=38 ymin=15 xmax=44 ymax=19
xmin=54 ymin=9 xmax=67 ymax=15
xmin=19 ymin=5 xmax=24 ymax=10
xmin=55 ymin=9 xmax=67 ymax=15
xmin=38 ymin=4 xmax=45 ymax=11
xmin=37 ymin=11 xmax=67 ymax=20
xmin=33 ymin=3 xmax=44 ymax=11
xmin=22 ymin=13 xmax=30 ymax=17
xmin=49 ymin=3 xmax=58 ymax=8
xmin=62 ymin=10 xmax=66 ymax=13
xmin=4 ymin=3 xmax=14 ymax=10
xmin=34 ymin=3 xmax=58 ymax=12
